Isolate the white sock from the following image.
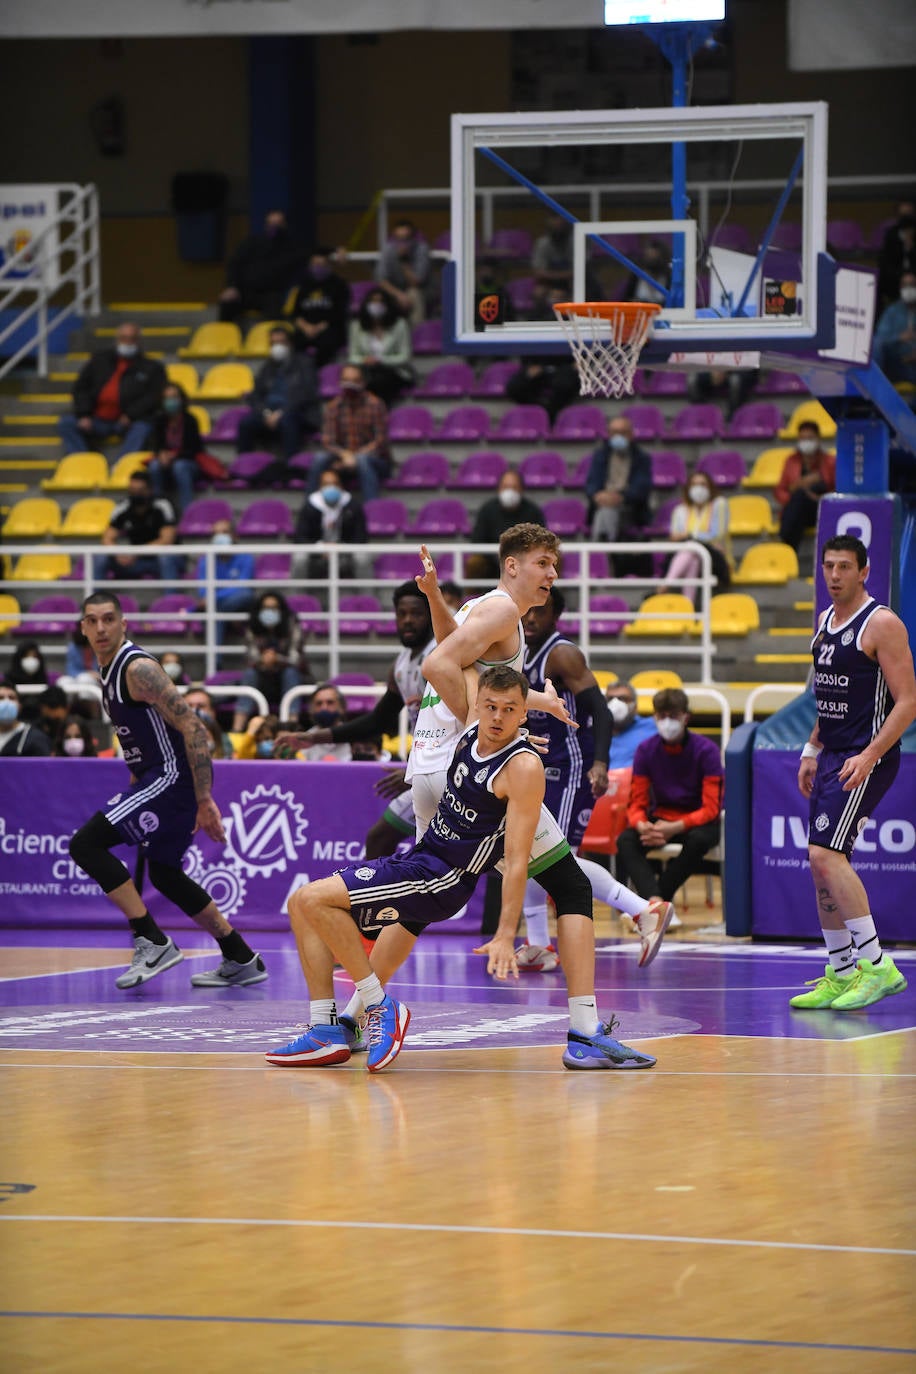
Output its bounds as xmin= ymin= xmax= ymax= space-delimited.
xmin=342 ymin=991 xmax=363 ymax=1020
xmin=568 ymin=994 xmax=601 ymax=1036
xmin=356 ymin=972 xmax=385 ymax=1009
xmin=577 ymin=857 xmax=645 ymax=919
xmin=823 ymin=927 xmax=857 ymax=976
xmin=845 ymin=915 xmax=882 ymax=966
xmin=522 ymin=879 xmax=551 ymax=947
xmin=310 ymin=998 xmax=337 ymax=1025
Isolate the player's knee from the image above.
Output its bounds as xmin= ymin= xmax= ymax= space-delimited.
xmin=540 ymin=852 xmax=594 ymax=920
xmin=147 ymin=860 xmax=210 ymax=917
xmin=287 ymin=883 xmax=316 ymax=929
xmin=808 ymin=843 xmax=845 ymax=880
xmin=68 ymin=813 xmax=128 ymax=893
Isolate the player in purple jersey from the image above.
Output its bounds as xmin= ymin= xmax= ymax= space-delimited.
xmin=68 ymin=592 xmax=267 ymax=991
xmin=266 ymin=665 xmax=657 ymax=1073
xmin=791 ymin=536 xmax=916 ymax=1011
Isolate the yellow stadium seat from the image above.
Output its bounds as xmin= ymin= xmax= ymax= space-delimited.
xmin=0 ymin=592 xmax=21 ymax=635
xmin=197 ymin=362 xmax=255 ymax=401
xmin=698 ymin=592 xmax=761 ymax=637
xmin=242 ymin=320 xmax=286 ymax=357
xmin=741 ymin=447 xmax=794 ymax=488
xmin=592 ymin=670 xmax=619 ymax=691
xmin=59 ymin=497 xmax=116 ymax=539
xmin=1 ymin=497 xmax=62 ymax=538
xmin=41 ymin=451 xmax=109 ymax=492
xmin=727 ymin=494 xmax=777 ymax=537
xmin=778 ymin=400 xmax=837 ymax=440
xmin=630 ymin=668 xmax=684 ymax=714
xmin=623 ymin=593 xmax=696 ymax=638
xmin=166 ymin=362 xmax=200 ymax=396
xmin=732 ymin=541 xmax=799 ymax=585
xmin=106 ymin=452 xmax=152 ymax=489
xmin=178 ymin=322 xmax=242 ymax=359
xmin=188 ymin=404 xmax=212 ymax=437
xmin=10 ymin=553 xmax=72 ymax=581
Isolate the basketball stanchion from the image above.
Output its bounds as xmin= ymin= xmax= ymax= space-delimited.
xmin=552 ymin=300 xmax=662 ymax=399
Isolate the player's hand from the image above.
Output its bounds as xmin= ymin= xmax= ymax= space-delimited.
xmin=588 ymin=762 xmax=609 ymax=798
xmin=375 ymin=766 xmax=409 ymax=799
xmin=838 ymin=749 xmax=876 ymax=792
xmin=273 ymin=731 xmax=309 ymax=756
xmin=526 ymin=732 xmax=550 ymax=755
xmin=473 ymin=935 xmax=519 ymax=981
xmin=415 ymin=544 xmax=439 ymax=598
xmin=797 ymin=757 xmax=818 ymax=798
xmin=541 ymin=679 xmax=578 ymax=729
xmin=194 ymin=797 xmax=226 ymax=844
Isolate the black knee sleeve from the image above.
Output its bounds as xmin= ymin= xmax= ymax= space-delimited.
xmin=69 ymin=813 xmax=131 ymax=894
xmin=147 ymin=860 xmax=212 ymax=917
xmin=536 ymin=851 xmax=594 ymax=920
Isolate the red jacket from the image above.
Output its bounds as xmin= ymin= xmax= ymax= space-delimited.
xmin=775 ymin=449 xmax=836 ymax=507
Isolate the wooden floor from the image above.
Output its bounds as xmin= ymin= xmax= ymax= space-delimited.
xmin=3 ymin=1023 xmax=915 ymax=1371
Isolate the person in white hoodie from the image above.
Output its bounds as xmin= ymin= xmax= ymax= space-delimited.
xmin=293 ymin=467 xmax=368 ymax=580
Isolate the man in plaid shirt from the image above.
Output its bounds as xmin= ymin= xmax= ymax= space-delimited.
xmin=309 ymin=363 xmax=391 ymax=500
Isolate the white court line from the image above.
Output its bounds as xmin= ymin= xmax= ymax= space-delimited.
xmin=1 ymin=1212 xmax=913 ymax=1258
xmin=1 ymin=1058 xmax=913 ymax=1077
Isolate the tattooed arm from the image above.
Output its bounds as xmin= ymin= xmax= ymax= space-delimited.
xmin=126 ymin=658 xmax=227 ymax=843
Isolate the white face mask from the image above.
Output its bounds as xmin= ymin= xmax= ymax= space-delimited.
xmin=21 ymin=656 xmax=41 ymax=675
xmin=499 ymin=488 xmax=522 ymax=510
xmin=116 ymin=342 xmax=139 ymax=358
xmin=656 ymin=716 xmax=685 ymax=742
xmin=162 ymin=661 xmax=183 ymax=682
xmin=607 ymin=697 xmax=633 ymax=725
xmin=609 ymin=433 xmax=630 ymax=452
xmin=63 ymin=737 xmax=85 ymax=756
xmin=366 ymin=301 xmax=387 ymax=319
xmin=260 ymin=607 xmax=282 ymax=628
xmin=901 ymin=285 xmax=916 ymax=305
xmin=212 ymin=531 xmax=233 ymax=546
xmin=269 ymin=343 xmax=290 ymax=362
xmin=688 ymin=484 xmax=711 ymax=505
xmin=797 ymin=438 xmax=819 ymax=456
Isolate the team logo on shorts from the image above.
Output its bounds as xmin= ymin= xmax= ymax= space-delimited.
xmin=138 ymin=811 xmax=159 ymax=834
xmin=841 ymin=630 xmax=854 ymax=646
xmin=474 ymin=767 xmax=490 ymax=784
xmin=375 ymin=906 xmax=399 ymax=923
xmin=354 ymin=866 xmax=375 ymax=881
xmin=815 ymin=812 xmax=830 ymax=833
xmin=856 ymin=815 xmax=870 ymax=835
xmin=578 ymin=808 xmax=592 ymax=828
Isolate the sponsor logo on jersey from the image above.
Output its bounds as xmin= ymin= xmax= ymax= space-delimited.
xmin=474 ymin=767 xmax=489 ymax=784
xmin=841 ymin=629 xmax=854 ymax=646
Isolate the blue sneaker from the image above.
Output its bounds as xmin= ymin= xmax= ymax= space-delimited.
xmin=264 ymin=1023 xmax=351 ymax=1068
xmin=340 ymin=1012 xmax=368 ymax=1054
xmin=562 ymin=1016 xmax=656 ymax=1070
xmin=364 ymin=995 xmax=411 ymax=1073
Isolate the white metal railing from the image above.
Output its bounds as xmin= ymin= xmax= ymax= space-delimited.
xmin=0 ymin=183 xmax=101 ymax=380
xmin=743 ymin=682 xmax=807 ymax=723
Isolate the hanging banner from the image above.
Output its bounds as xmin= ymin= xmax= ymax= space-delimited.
xmin=0 ymin=185 xmax=64 ymax=290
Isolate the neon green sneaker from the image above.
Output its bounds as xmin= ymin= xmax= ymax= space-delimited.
xmin=789 ymin=964 xmax=859 ymax=1009
xmin=830 ymin=957 xmax=907 ymax=1011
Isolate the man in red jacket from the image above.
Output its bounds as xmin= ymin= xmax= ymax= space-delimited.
xmin=58 ymin=322 xmax=166 ymax=459
xmin=775 ymin=421 xmax=836 ymax=552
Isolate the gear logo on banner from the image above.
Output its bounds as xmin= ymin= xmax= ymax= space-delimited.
xmin=183 ymin=846 xmax=249 ymax=919
xmin=222 ymin=783 xmax=309 ymax=879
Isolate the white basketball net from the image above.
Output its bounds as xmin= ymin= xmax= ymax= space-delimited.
xmin=553 ymin=303 xmax=659 ymax=400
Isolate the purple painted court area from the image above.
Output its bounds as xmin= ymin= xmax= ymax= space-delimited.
xmin=1 ymin=933 xmax=913 ymax=1054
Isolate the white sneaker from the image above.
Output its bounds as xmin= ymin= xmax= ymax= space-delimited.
xmin=515 ymin=942 xmax=561 ymax=972
xmin=115 ymin=935 xmax=183 ymax=989
xmin=635 ymin=900 xmax=675 ymax=969
xmin=190 ymin=953 xmax=268 ymax=987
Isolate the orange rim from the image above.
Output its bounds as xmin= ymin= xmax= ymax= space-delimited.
xmin=553 ymin=301 xmax=662 ymax=340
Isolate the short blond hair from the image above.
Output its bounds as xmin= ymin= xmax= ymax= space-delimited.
xmin=498 ymin=522 xmax=560 ymax=569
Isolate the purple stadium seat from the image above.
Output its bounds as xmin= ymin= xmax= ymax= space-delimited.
xmin=411 ymin=319 xmax=443 ymax=355
xmin=542 ymin=497 xmax=587 ymax=537
xmin=389 ymin=451 xmax=449 ymax=489
xmin=236 ymin=500 xmax=294 ymax=538
xmin=710 ymin=224 xmax=753 ymax=253
xmin=15 ymin=595 xmax=80 ymax=637
xmin=588 ymin=594 xmax=629 ymax=636
xmin=209 ymin=406 xmax=248 ymax=443
xmin=415 ymin=363 xmax=474 ymax=398
xmin=518 ymin=450 xmax=567 ymax=488
xmin=620 ymin=404 xmax=666 ymax=442
xmin=364 ymin=497 xmax=409 ymax=537
xmin=177 ymin=498 xmax=234 ymax=538
xmin=827 ymin=219 xmax=864 ymax=255
xmin=437 ymin=406 xmax=491 ymax=443
xmin=696 ymin=450 xmax=747 ymax=488
xmin=757 ymin=370 xmax=807 ymax=395
xmin=494 ymin=405 xmax=551 ymax=443
xmin=331 ymin=672 xmax=379 ymax=713
xmin=726 ymin=401 xmax=784 ymax=440
xmin=453 ymin=451 xmax=507 ymax=488
xmin=254 ymin=552 xmax=292 ymax=581
xmin=471 ymin=360 xmax=517 ymax=398
xmin=374 ymin=552 xmax=422 ymax=581
xmin=349 ymin=281 xmax=375 ymax=314
xmin=561 ymin=551 xmax=610 ymax=580
xmin=867 ymin=217 xmax=896 ymax=252
xmin=388 ymin=405 xmax=434 ymax=443
xmin=485 ymin=228 xmax=533 ymax=259
xmin=137 ymin=594 xmax=199 ymax=637
xmin=505 ymin=276 xmax=536 ymax=314
xmin=287 ymin=594 xmax=326 ymax=635
xmin=771 ymin=221 xmax=802 ymax=252
xmin=287 ymin=451 xmax=315 ymax=482
xmin=650 ymin=451 xmax=688 ymax=488
xmin=641 ymin=496 xmax=680 ymax=538
xmin=338 ymin=594 xmax=382 ymax=636
xmin=551 ymin=405 xmax=607 ymax=442
xmin=564 ymin=454 xmax=592 ymax=489
xmin=645 ymin=370 xmax=689 ymax=396
xmin=228 ymin=451 xmax=275 ymax=486
xmin=408 ymin=498 xmax=471 ymax=537
xmin=432 ymin=230 xmax=451 ymax=253
xmin=670 ymin=404 xmax=723 ymax=442
xmin=318 ymin=363 xmax=342 ymax=398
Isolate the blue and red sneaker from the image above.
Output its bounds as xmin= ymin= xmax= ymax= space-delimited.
xmin=364 ymin=995 xmax=411 ymax=1073
xmin=264 ymin=1023 xmax=351 ymax=1068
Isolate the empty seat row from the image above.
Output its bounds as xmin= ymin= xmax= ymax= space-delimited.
xmin=178 ymin=317 xmax=444 ymax=361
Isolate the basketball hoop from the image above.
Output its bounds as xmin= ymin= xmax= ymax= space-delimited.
xmin=552 ymin=301 xmax=662 ymax=399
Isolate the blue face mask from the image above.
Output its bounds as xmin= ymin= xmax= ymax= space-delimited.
xmin=256 ymin=739 xmax=275 ymax=758
xmin=312 ymin=709 xmax=340 ymax=728
xmin=322 ymin=486 xmax=343 ymax=506
xmin=0 ymin=698 xmax=19 ymax=723
xmin=609 ymin=434 xmax=630 ymax=452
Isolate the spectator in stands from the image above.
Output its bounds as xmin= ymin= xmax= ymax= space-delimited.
xmin=296 ymin=683 xmax=352 ymax=762
xmin=585 ymin=415 xmax=652 ymax=543
xmin=531 ymin=213 xmax=575 ymax=309
xmin=147 ymin=382 xmax=202 ymax=515
xmin=347 ymin=288 xmax=415 ymax=408
xmin=687 ymin=367 xmax=758 ymax=421
xmin=505 ymin=355 xmax=580 ymax=424
xmin=775 ymin=421 xmax=837 ymax=552
xmin=159 ymin=651 xmax=191 ymax=686
xmin=194 ymin=518 xmax=256 ymax=651
xmin=0 ymin=680 xmax=53 ymax=757
xmin=231 ymin=713 xmax=281 ymax=760
xmin=7 ymin=642 xmax=50 ymax=710
xmin=293 ymin=468 xmax=368 ymax=580
xmin=622 ymin=240 xmax=671 ymax=306
xmin=375 ymin=218 xmax=431 ymax=324
xmin=872 ymin=269 xmax=916 ymax=387
xmin=308 ymin=363 xmax=391 ymax=502
xmin=59 ymin=322 xmax=165 ymax=459
xmin=291 ymin=247 xmax=351 ymax=369
xmin=184 ymin=686 xmax=217 ymax=715
xmin=218 ymin=209 xmax=304 ymax=323
xmin=95 ymin=469 xmax=182 ymax=584
xmin=65 ymin=621 xmax=97 ymax=680
xmin=877 ymin=200 xmax=915 ymax=309
xmin=606 ymin=681 xmax=658 ymax=770
xmin=439 ymin=580 xmax=465 ymax=613
xmin=36 ymin=684 xmax=70 ymax=750
xmin=57 ymin=716 xmax=97 ymax=759
xmin=615 ymin=687 xmax=724 ymax=905
xmin=467 ymin=470 xmax=546 ymax=581
xmin=232 ymin=591 xmax=309 ymax=733
xmin=236 ymin=326 xmax=320 ymax=467
xmin=662 ymin=472 xmax=732 ymax=602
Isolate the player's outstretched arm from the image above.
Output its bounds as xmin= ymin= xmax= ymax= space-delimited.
xmin=474 ymin=753 xmax=545 ymax=981
xmin=415 ymin=545 xmax=456 ymax=643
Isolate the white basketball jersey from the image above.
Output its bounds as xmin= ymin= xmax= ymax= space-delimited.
xmin=393 ymin=636 xmax=436 ymax=732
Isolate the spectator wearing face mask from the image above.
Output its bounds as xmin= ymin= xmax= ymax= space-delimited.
xmin=8 ymin=642 xmax=49 ymax=712
xmin=872 ymin=269 xmax=916 ymax=386
xmin=308 ymin=364 xmax=391 ymax=502
xmin=605 ymin=681 xmax=658 ymax=769
xmin=291 ymin=247 xmax=351 ymax=369
xmin=147 ymin=383 xmax=203 ymax=514
xmin=774 ymin=422 xmax=837 ymax=552
xmin=293 ymin=468 xmax=368 ymax=580
xmin=95 ymin=469 xmax=183 ymax=584
xmin=56 ymin=715 xmax=98 ymax=759
xmin=295 ymin=684 xmax=352 ymax=762
xmin=585 ymin=415 xmax=652 ymax=544
xmin=36 ymin=684 xmax=71 ymax=748
xmin=622 ymin=239 xmax=671 ymax=307
xmin=662 ymin=472 xmax=732 ymax=603
xmin=218 ymin=209 xmax=305 ymax=323
xmin=0 ymin=679 xmax=53 ymax=757
xmin=194 ymin=519 xmax=256 ymax=650
xmin=615 ymin=688 xmax=724 ymax=905
xmin=877 ymin=200 xmax=915 ymax=309
xmin=232 ymin=591 xmax=308 ymax=733
xmin=347 ymin=288 xmax=415 ymax=408
xmin=466 ymin=470 xmax=546 ymax=580
xmin=230 ymin=713 xmax=282 ymax=761
xmin=159 ymin=652 xmax=191 ymax=687
xmin=59 ymin=322 xmax=166 ymax=458
xmin=375 ymin=218 xmax=431 ymax=324
xmin=236 ymin=326 xmax=320 ymax=467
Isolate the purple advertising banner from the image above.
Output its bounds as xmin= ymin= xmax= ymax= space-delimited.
xmin=751 ymin=751 xmax=916 ymax=940
xmin=0 ymin=759 xmax=489 ymax=934
xmin=814 ymin=494 xmax=898 ymax=624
